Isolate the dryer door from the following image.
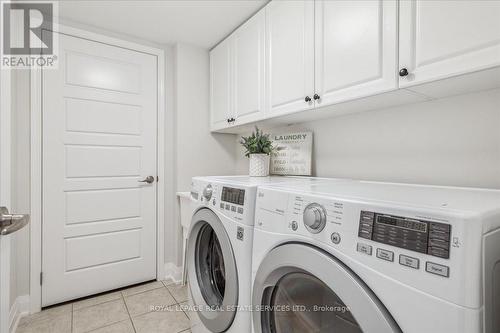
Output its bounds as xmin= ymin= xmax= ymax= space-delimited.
xmin=187 ymin=208 xmax=238 ymax=332
xmin=253 ymin=243 xmax=401 ymax=333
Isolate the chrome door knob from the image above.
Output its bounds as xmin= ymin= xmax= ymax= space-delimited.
xmin=203 ymin=184 xmax=213 ymax=201
xmin=138 ymin=176 xmax=155 ymax=184
xmin=303 ymin=203 xmax=327 ymax=233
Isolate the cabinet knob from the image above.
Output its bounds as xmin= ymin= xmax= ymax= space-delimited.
xmin=305 ymin=96 xmax=311 ymax=102
xmin=399 ymin=68 xmax=409 ymax=77
xmin=313 ymin=94 xmax=320 ymax=100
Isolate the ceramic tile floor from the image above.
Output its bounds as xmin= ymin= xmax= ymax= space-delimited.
xmin=16 ymin=280 xmax=192 ymax=333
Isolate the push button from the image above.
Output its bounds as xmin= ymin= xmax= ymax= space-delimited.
xmin=427 ymin=246 xmax=449 ymax=259
xmin=331 ymin=232 xmax=341 ymax=244
xmin=399 ymin=255 xmax=419 ymax=269
xmin=231 ymin=206 xmax=236 ymax=212
xmin=376 ymin=248 xmax=394 ymax=262
xmin=357 ymin=243 xmax=372 ymax=256
xmin=426 ymin=262 xmax=449 ymax=277
xmin=220 ymin=203 xmax=224 ymax=209
xmin=237 ymin=207 xmax=244 ymax=214
xmin=429 ymin=222 xmax=450 ymax=233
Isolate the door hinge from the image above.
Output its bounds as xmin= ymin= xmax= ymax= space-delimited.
xmin=40 ymin=272 xmax=43 ymax=285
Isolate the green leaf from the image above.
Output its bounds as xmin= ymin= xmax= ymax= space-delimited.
xmin=239 ymin=126 xmax=274 ymax=157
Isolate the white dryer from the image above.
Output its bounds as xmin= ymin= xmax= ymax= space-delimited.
xmin=252 ymin=181 xmax=500 ymax=333
xmin=187 ymin=176 xmax=332 ymax=333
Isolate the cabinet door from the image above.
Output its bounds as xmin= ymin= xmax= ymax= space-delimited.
xmin=210 ymin=39 xmax=231 ymax=130
xmin=399 ymin=0 xmax=500 ymax=87
xmin=266 ymin=0 xmax=314 ymax=116
xmin=315 ymin=0 xmax=397 ymax=107
xmin=233 ymin=9 xmax=266 ymax=124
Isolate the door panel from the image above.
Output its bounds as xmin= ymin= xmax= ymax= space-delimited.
xmin=42 ymin=32 xmax=157 ymax=306
xmin=399 ymin=0 xmax=500 ymax=87
xmin=65 ymin=51 xmax=141 ymax=93
xmin=210 ymin=39 xmax=232 ymax=130
xmin=65 ymin=188 xmax=141 ymax=224
xmin=315 ymin=0 xmax=397 ymax=106
xmin=65 ymin=229 xmax=142 ymax=271
xmin=233 ymin=9 xmax=266 ymax=123
xmin=266 ymin=0 xmax=314 ymax=116
xmin=65 ymin=98 xmax=141 ymax=135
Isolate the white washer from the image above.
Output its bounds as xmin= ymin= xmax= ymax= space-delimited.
xmin=252 ymin=180 xmax=500 ymax=333
xmin=187 ymin=176 xmax=334 ymax=333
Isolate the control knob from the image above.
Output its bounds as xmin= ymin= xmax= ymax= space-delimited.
xmin=203 ymin=184 xmax=213 ymax=201
xmin=303 ymin=203 xmax=327 ymax=234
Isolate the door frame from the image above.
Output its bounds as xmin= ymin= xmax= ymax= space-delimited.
xmin=29 ymin=23 xmax=166 ymax=313
xmin=0 ymin=55 xmax=12 ymax=333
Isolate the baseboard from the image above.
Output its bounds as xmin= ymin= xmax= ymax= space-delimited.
xmin=164 ymin=262 xmax=183 ymax=284
xmin=9 ymin=295 xmax=29 ymax=333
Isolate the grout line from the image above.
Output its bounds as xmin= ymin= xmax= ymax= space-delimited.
xmin=86 ymin=319 xmax=130 ymax=333
xmin=73 ymin=298 xmax=123 ymax=313
xmin=122 ymin=292 xmax=137 ymax=333
xmin=121 ymin=284 xmax=165 ymax=298
xmin=72 ymin=292 xmax=122 ymax=311
xmin=71 ymin=303 xmax=74 ymax=333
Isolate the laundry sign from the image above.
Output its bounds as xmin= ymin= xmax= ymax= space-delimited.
xmin=271 ymin=131 xmax=313 ymax=176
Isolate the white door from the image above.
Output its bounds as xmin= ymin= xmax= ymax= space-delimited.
xmin=266 ymin=0 xmax=314 ymax=116
xmin=210 ymin=39 xmax=232 ymax=130
xmin=314 ymin=0 xmax=397 ymax=107
xmin=232 ymin=9 xmax=266 ymax=124
xmin=42 ymin=33 xmax=157 ymax=306
xmin=399 ymin=0 xmax=500 ymax=87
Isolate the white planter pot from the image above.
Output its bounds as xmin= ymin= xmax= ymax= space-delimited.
xmin=249 ymin=154 xmax=270 ymax=177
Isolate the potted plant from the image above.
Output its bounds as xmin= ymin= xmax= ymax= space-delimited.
xmin=240 ymin=127 xmax=274 ymax=177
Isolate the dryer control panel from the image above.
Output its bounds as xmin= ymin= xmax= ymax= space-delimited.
xmin=358 ymin=211 xmax=451 ymax=259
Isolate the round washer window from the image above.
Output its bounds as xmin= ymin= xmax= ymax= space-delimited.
xmin=268 ymin=272 xmax=362 ymax=333
xmin=195 ymin=223 xmax=226 ymax=307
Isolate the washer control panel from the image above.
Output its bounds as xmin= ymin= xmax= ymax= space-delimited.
xmin=358 ymin=211 xmax=451 ymax=259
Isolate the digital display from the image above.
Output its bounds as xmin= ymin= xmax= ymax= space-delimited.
xmin=221 ymin=187 xmax=245 ymax=205
xmin=376 ymin=215 xmax=427 ymax=233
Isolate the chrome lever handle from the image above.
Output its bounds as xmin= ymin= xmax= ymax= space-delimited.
xmin=138 ymin=176 xmax=155 ymax=184
xmin=0 ymin=207 xmax=30 ymax=235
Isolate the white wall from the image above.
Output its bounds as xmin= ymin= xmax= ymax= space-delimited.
xmin=174 ymin=44 xmax=238 ymax=191
xmin=169 ymin=43 xmax=239 ymax=265
xmin=236 ymin=88 xmax=500 ymax=189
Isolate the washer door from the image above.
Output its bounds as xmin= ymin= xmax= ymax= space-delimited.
xmin=253 ymin=243 xmax=401 ymax=333
xmin=187 ymin=208 xmax=238 ymax=332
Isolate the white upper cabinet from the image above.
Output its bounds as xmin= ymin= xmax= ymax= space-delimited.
xmin=314 ymin=0 xmax=397 ymax=107
xmin=210 ymin=38 xmax=232 ymax=130
xmin=232 ymin=10 xmax=266 ymax=124
xmin=266 ymin=0 xmax=315 ymax=116
xmin=210 ymin=0 xmax=500 ymax=133
xmin=399 ymin=0 xmax=500 ymax=87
